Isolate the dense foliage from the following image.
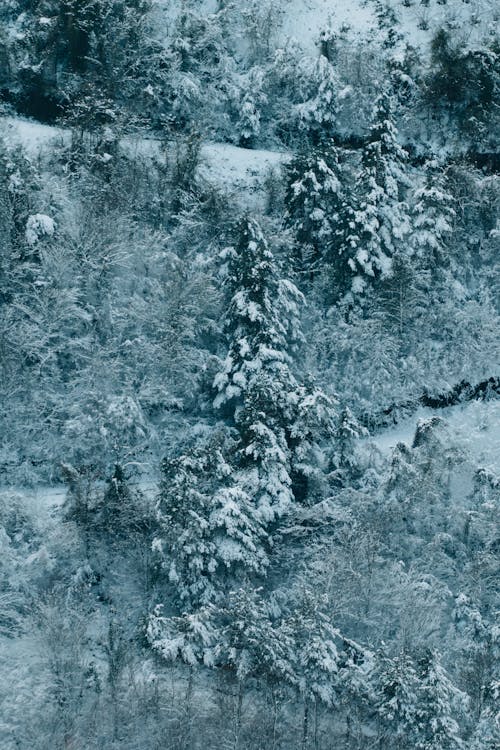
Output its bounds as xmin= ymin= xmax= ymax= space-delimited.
xmin=0 ymin=1 xmax=498 ymax=749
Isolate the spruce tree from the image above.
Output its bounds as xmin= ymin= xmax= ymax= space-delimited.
xmin=297 ymin=55 xmax=341 ymax=144
xmin=376 ymin=651 xmax=420 ymax=749
xmin=284 ymin=142 xmax=344 ymax=274
xmin=342 ymin=90 xmax=409 ymax=297
xmin=411 ymin=162 xmax=455 ymax=277
xmin=413 ymin=649 xmax=465 ymax=750
xmin=154 ymin=432 xmax=268 ymax=609
xmin=214 ymin=217 xmax=336 ymax=520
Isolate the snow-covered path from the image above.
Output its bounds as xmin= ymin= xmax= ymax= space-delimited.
xmin=0 ymin=116 xmax=289 ymax=207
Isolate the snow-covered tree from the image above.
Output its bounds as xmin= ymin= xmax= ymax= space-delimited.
xmin=218 ymin=587 xmax=297 ymax=687
xmin=410 ymin=162 xmax=456 ymax=273
xmin=154 ymin=432 xmax=268 ymax=609
xmin=284 ymin=142 xmax=344 ymax=273
xmin=296 ymin=55 xmax=342 ymax=144
xmin=329 ymin=406 xmax=368 ymax=486
xmin=214 ymin=217 xmax=336 ymax=519
xmin=147 ymin=604 xmax=218 ymax=667
xmin=413 ymin=649 xmax=466 ymax=750
xmin=469 ymin=681 xmax=500 ymax=750
xmin=342 ymin=90 xmax=410 ymax=296
xmin=376 ymin=651 xmax=420 ymax=749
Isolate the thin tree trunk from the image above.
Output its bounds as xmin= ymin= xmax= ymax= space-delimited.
xmin=181 ymin=667 xmax=194 ymax=750
xmin=233 ymin=679 xmax=244 ymax=750
xmin=313 ymin=699 xmax=319 ymax=750
xmin=271 ymin=687 xmax=279 ymax=750
xmin=302 ymin=699 xmax=309 ymax=750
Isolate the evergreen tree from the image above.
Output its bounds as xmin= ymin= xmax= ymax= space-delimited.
xmin=413 ymin=649 xmax=466 ymax=750
xmin=329 ymin=406 xmax=368 ymax=486
xmin=97 ymin=464 xmax=138 ymax=538
xmin=341 ymin=90 xmax=409 ymax=297
xmin=469 ymin=681 xmax=500 ymax=750
xmin=376 ymin=651 xmax=420 ymax=750
xmin=296 ymin=55 xmax=341 ymax=144
xmin=214 ymin=217 xmax=335 ymax=519
xmin=5 ymin=0 xmax=168 ymax=125
xmin=218 ymin=587 xmax=297 ymax=687
xmin=148 ymin=604 xmax=218 ymax=667
xmin=154 ymin=431 xmax=268 ymax=609
xmin=284 ymin=142 xmax=344 ymax=274
xmin=411 ymin=162 xmax=456 ymax=276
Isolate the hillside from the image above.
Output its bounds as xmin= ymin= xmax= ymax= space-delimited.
xmin=0 ymin=2 xmax=498 ymax=749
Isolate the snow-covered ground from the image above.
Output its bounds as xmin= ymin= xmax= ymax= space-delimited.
xmin=200 ymin=142 xmax=289 ymax=206
xmin=0 ymin=116 xmax=288 ymax=207
xmin=372 ymin=399 xmax=500 ymax=473
xmin=282 ymin=0 xmax=374 ymax=50
xmin=282 ymin=0 xmax=498 ymax=53
xmin=0 ymin=116 xmax=67 ymax=157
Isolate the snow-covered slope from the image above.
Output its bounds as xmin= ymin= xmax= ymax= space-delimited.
xmin=281 ymin=0 xmax=497 ymax=53
xmin=200 ymin=142 xmax=288 ymax=206
xmin=372 ymin=399 xmax=500 ymax=473
xmin=0 ymin=117 xmax=67 ymax=157
xmin=0 ymin=116 xmax=288 ymax=207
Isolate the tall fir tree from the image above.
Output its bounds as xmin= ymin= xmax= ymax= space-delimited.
xmin=154 ymin=430 xmax=269 ymax=610
xmin=284 ymin=142 xmax=345 ymax=275
xmin=296 ymin=55 xmax=341 ymax=144
xmin=410 ymin=161 xmax=456 ymax=278
xmin=214 ymin=217 xmax=336 ymax=521
xmin=413 ymin=649 xmax=466 ymax=750
xmin=341 ymin=90 xmax=410 ymax=298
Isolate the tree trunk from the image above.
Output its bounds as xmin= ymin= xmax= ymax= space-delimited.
xmin=233 ymin=679 xmax=244 ymax=750
xmin=302 ymin=699 xmax=309 ymax=750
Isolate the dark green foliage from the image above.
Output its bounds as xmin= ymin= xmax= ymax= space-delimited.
xmin=426 ymin=29 xmax=500 ymax=143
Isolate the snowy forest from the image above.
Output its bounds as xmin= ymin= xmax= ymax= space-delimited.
xmin=0 ymin=0 xmax=499 ymax=748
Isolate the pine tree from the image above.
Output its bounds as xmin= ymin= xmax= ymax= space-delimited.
xmin=214 ymin=217 xmax=336 ymax=520
xmin=6 ymin=0 xmax=168 ymax=125
xmin=147 ymin=604 xmax=218 ymax=667
xmin=469 ymin=680 xmax=500 ymax=750
xmin=413 ymin=649 xmax=466 ymax=750
xmin=218 ymin=587 xmax=297 ymax=686
xmin=342 ymin=90 xmax=409 ymax=297
xmin=376 ymin=651 xmax=420 ymax=750
xmin=154 ymin=432 xmax=269 ymax=609
xmin=97 ymin=463 xmax=139 ymax=539
xmin=289 ymin=587 xmax=372 ymax=748
xmin=329 ymin=406 xmax=368 ymax=486
xmin=410 ymin=162 xmax=455 ymax=276
xmin=284 ymin=142 xmax=344 ymax=273
xmin=296 ymin=55 xmax=341 ymax=144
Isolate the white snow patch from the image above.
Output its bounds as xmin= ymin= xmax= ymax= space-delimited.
xmin=200 ymin=142 xmax=290 ymax=207
xmin=26 ymin=213 xmax=56 ymax=245
xmin=280 ymin=0 xmax=497 ymax=55
xmin=372 ymin=400 xmax=500 ymax=471
xmin=0 ymin=116 xmax=67 ymax=156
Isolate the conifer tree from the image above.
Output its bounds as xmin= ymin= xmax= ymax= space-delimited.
xmin=342 ymin=90 xmax=409 ymax=296
xmin=376 ymin=651 xmax=420 ymax=749
xmin=297 ymin=55 xmax=341 ymax=144
xmin=214 ymin=217 xmax=336 ymax=520
xmin=154 ymin=432 xmax=268 ymax=609
xmin=469 ymin=682 xmax=500 ymax=750
xmin=413 ymin=649 xmax=466 ymax=750
xmin=329 ymin=406 xmax=368 ymax=486
xmin=284 ymin=142 xmax=344 ymax=273
xmin=411 ymin=162 xmax=456 ymax=276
